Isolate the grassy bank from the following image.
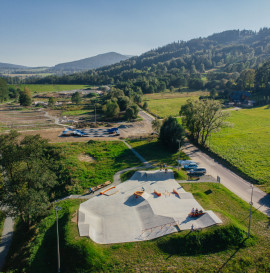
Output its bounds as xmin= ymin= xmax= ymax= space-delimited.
xmin=4 ymin=183 xmax=269 ymax=272
xmin=210 ymin=106 xmax=270 ymax=192
xmin=0 ymin=211 xmax=5 ymax=238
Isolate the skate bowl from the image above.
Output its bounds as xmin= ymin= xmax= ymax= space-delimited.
xmin=78 ymin=170 xmax=222 ymax=244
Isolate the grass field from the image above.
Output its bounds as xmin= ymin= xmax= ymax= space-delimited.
xmin=61 ymin=109 xmax=94 ymax=116
xmin=127 ymin=138 xmax=189 ymax=166
xmin=53 ymin=141 xmax=141 ymax=194
xmin=144 ymin=91 xmax=206 ymax=118
xmin=10 ymin=84 xmax=90 ymax=94
xmin=210 ymin=106 xmax=270 ymax=192
xmin=4 ymin=183 xmax=269 ymax=273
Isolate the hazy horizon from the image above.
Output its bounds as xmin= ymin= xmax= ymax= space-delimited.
xmin=1 ymin=0 xmax=270 ymax=67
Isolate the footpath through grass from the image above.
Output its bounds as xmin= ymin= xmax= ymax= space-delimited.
xmin=4 ymin=183 xmax=270 ymax=273
xmin=210 ymin=106 xmax=270 ymax=192
xmin=10 ymin=84 xmax=90 ymax=94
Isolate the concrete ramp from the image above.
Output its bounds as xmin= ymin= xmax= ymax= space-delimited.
xmin=78 ymin=169 xmax=222 ymax=244
xmin=130 ymin=170 xmax=174 ymax=182
xmin=179 ymin=192 xmax=194 ymax=199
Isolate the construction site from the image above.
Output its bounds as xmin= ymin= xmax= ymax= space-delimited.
xmin=78 ymin=170 xmax=222 ymax=244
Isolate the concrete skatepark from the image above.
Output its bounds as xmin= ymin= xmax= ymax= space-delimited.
xmin=78 ymin=170 xmax=222 ymax=244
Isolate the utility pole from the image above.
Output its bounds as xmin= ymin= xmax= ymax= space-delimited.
xmin=94 ymin=104 xmax=97 ymax=125
xmin=55 ymin=206 xmax=62 ymax=273
xmin=248 ymin=185 xmax=254 ymax=238
xmin=177 ymin=139 xmax=181 ymax=170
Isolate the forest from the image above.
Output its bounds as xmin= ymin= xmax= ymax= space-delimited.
xmin=1 ymin=28 xmax=270 ymax=104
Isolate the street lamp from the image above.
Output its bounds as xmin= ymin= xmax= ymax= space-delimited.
xmin=248 ymin=185 xmax=254 ymax=238
xmin=55 ymin=206 xmax=62 ymax=273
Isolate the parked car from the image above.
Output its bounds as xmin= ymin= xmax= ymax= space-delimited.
xmin=189 ymin=168 xmax=206 ymax=175
xmin=183 ymin=163 xmax=198 ymax=170
xmin=177 ymin=160 xmax=196 ymax=166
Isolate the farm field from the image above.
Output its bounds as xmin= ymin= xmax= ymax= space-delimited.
xmin=10 ymin=84 xmax=91 ymax=94
xmin=210 ymin=106 xmax=270 ymax=192
xmin=4 ymin=183 xmax=269 ymax=273
xmin=0 ymin=104 xmax=60 ymax=131
xmin=144 ymin=91 xmax=206 ymax=118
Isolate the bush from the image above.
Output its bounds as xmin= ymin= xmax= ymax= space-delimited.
xmin=158 ymin=224 xmax=251 ymax=255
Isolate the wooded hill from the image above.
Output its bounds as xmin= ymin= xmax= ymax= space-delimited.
xmin=0 ymin=52 xmax=131 ymax=75
xmin=26 ymin=28 xmax=270 ymax=89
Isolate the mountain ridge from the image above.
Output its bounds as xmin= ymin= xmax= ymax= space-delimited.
xmin=0 ymin=52 xmax=132 ymax=74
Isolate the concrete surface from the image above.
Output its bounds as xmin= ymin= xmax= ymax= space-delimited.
xmin=78 ymin=170 xmax=222 ymax=244
xmin=182 ymin=142 xmax=270 ymax=217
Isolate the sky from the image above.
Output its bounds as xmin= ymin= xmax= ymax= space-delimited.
xmin=1 ymin=0 xmax=270 ymax=67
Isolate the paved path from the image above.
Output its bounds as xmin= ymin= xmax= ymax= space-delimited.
xmin=122 ymin=140 xmax=152 ymax=168
xmin=0 ymin=216 xmax=14 ymax=270
xmin=182 ymin=142 xmax=270 ymax=216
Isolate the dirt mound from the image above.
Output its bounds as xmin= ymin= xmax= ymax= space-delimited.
xmin=78 ymin=153 xmax=95 ymax=163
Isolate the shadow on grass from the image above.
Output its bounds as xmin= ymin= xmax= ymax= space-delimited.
xmin=128 ymin=139 xmax=188 ymax=166
xmin=216 ymin=238 xmax=247 ymax=273
xmin=29 ymin=212 xmax=107 ymax=273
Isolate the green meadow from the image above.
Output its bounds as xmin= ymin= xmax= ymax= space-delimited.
xmin=210 ymin=106 xmax=270 ymax=192
xmin=144 ymin=91 xmax=206 ymax=118
xmin=10 ymin=84 xmax=90 ymax=94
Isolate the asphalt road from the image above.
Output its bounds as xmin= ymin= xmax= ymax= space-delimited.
xmin=182 ymin=142 xmax=270 ymax=217
xmin=140 ymin=109 xmax=270 ymax=217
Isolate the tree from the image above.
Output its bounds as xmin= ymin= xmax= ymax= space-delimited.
xmin=19 ymin=87 xmax=32 ymax=106
xmin=48 ymin=97 xmax=56 ymax=107
xmin=0 ymin=131 xmax=58 ymax=228
xmin=159 ymin=116 xmax=185 ymax=151
xmin=71 ymin=92 xmax=81 ymax=104
xmin=118 ymin=96 xmax=130 ymax=111
xmin=180 ymin=99 xmax=231 ymax=146
xmin=142 ymin=101 xmax=148 ymax=110
xmin=188 ymin=78 xmax=204 ymax=90
xmin=103 ymin=100 xmax=120 ymax=117
xmin=210 ymin=88 xmax=218 ymax=98
xmin=125 ymin=104 xmax=139 ymax=121
xmin=134 ymin=94 xmax=142 ymax=104
xmin=0 ymin=78 xmax=9 ymax=102
xmin=151 ymin=118 xmax=162 ymax=133
xmin=255 ymin=61 xmax=270 ymax=90
xmin=8 ymin=87 xmax=19 ymax=99
xmin=237 ymin=69 xmax=255 ymax=90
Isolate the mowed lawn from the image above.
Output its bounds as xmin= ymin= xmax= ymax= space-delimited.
xmin=210 ymin=106 xmax=270 ymax=192
xmin=144 ymin=91 xmax=205 ymax=118
xmin=10 ymin=84 xmax=90 ymax=94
